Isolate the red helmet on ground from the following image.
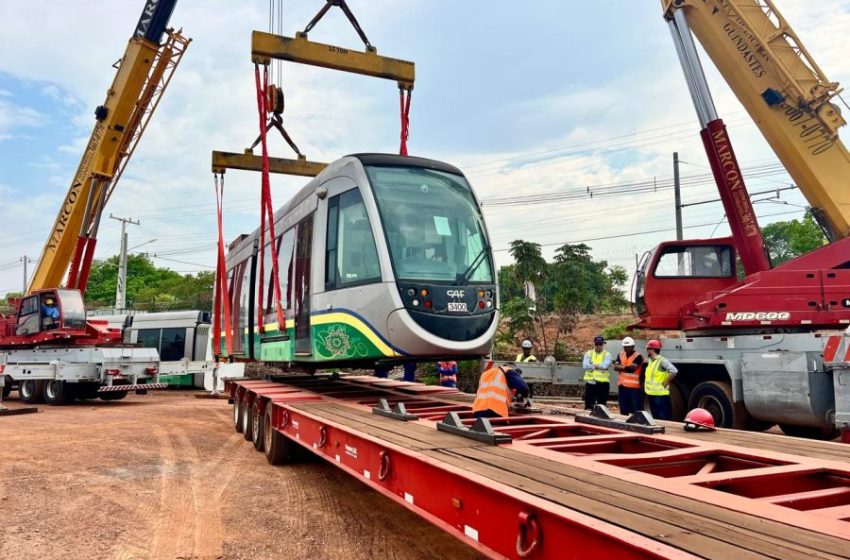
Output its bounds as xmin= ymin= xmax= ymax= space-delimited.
xmin=684 ymin=408 xmax=716 ymax=431
xmin=646 ymin=339 xmax=662 ymax=351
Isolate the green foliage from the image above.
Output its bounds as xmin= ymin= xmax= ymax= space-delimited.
xmin=601 ymin=319 xmax=630 ymax=341
xmin=84 ymin=254 xmax=214 ymax=311
xmin=761 ymin=211 xmax=826 ymax=265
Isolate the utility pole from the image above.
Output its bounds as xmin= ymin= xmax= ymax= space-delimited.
xmin=110 ymin=214 xmax=140 ymax=311
xmin=674 ymin=152 xmax=683 ymax=241
xmin=20 ymin=256 xmax=31 ymax=293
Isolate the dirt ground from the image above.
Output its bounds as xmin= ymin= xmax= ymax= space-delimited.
xmin=0 ymin=391 xmax=482 ymax=560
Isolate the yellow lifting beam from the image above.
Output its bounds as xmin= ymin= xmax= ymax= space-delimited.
xmin=211 ymin=150 xmax=328 ymax=177
xmin=251 ymin=31 xmax=415 ymax=88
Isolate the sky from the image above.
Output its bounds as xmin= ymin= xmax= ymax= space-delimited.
xmin=1 ymin=0 xmax=849 ymax=300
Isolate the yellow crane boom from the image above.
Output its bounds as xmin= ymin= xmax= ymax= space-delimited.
xmin=663 ymin=0 xmax=850 ymax=240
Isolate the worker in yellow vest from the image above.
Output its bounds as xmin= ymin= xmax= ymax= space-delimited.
xmin=516 ymin=339 xmax=537 ymax=363
xmin=644 ymin=339 xmax=678 ymax=420
xmin=613 ymin=336 xmax=644 ymax=415
xmin=582 ymin=335 xmax=612 ymax=410
xmin=472 ymin=364 xmax=529 ymax=418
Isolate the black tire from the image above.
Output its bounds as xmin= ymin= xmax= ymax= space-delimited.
xmin=779 ymin=424 xmax=841 ymax=440
xmin=1 ymin=383 xmax=11 ymax=399
xmin=19 ymin=380 xmax=44 ymax=404
xmin=99 ymin=391 xmax=128 ymax=401
xmin=687 ymin=380 xmax=749 ymax=430
xmin=241 ymin=394 xmax=254 ymax=441
xmin=73 ymin=383 xmax=100 ymax=401
xmin=233 ymin=393 xmax=244 ymax=433
xmin=252 ymin=401 xmax=265 ymax=451
xmin=669 ymin=381 xmax=687 ymax=421
xmin=43 ymin=380 xmax=74 ymax=405
xmin=263 ymin=405 xmax=293 ymax=465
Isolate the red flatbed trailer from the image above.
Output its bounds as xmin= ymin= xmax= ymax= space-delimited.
xmin=226 ymin=375 xmax=850 ymax=559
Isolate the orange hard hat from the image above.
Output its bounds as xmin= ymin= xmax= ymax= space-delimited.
xmin=646 ymin=339 xmax=662 ymax=351
xmin=684 ymin=408 xmax=716 ymax=431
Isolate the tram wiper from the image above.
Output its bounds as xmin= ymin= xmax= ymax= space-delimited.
xmin=455 ymin=246 xmax=490 ymax=286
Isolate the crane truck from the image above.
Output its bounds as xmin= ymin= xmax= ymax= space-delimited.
xmin=630 ymin=0 xmax=850 ymax=441
xmin=0 ymin=0 xmax=190 ymax=405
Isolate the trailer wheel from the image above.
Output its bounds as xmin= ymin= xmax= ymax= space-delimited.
xmin=99 ymin=391 xmax=128 ymax=401
xmin=688 ymin=381 xmax=748 ymax=430
xmin=778 ymin=424 xmax=841 ymax=440
xmin=669 ymin=381 xmax=687 ymax=421
xmin=43 ymin=380 xmax=73 ymax=405
xmin=252 ymin=401 xmax=265 ymax=451
xmin=19 ymin=380 xmax=44 ymax=404
xmin=241 ymin=394 xmax=254 ymax=441
xmin=232 ymin=395 xmax=244 ymax=433
xmin=264 ymin=405 xmax=293 ymax=465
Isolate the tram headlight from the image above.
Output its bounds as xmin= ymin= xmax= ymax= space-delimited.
xmin=407 ymin=288 xmax=415 ymax=297
xmin=486 ymin=301 xmax=492 ymax=308
xmin=412 ymin=299 xmax=420 ymax=307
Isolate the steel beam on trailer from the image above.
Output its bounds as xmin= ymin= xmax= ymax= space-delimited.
xmin=251 ymin=31 xmax=415 ymax=88
xmin=211 ymin=150 xmax=328 ymax=177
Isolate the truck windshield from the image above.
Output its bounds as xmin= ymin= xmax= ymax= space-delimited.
xmin=366 ymin=165 xmax=493 ymax=284
xmin=57 ymin=289 xmax=87 ymax=330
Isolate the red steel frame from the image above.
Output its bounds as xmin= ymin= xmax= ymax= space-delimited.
xmin=228 ymin=375 xmax=850 ymax=558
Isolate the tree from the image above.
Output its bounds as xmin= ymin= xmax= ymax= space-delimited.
xmin=761 ymin=211 xmax=826 ymax=265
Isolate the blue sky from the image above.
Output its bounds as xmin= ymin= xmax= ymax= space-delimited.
xmin=1 ymin=0 xmax=848 ymax=298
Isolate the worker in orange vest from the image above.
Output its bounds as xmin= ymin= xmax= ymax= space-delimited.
xmin=472 ymin=364 xmax=529 ymax=418
xmin=436 ymin=361 xmax=458 ymax=388
xmin=613 ymin=336 xmax=644 ymax=415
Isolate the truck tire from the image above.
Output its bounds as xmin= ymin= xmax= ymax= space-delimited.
xmin=252 ymin=401 xmax=265 ymax=451
xmin=19 ymin=380 xmax=44 ymax=404
xmin=73 ymin=383 xmax=100 ymax=401
xmin=241 ymin=394 xmax=254 ymax=442
xmin=688 ymin=380 xmax=749 ymax=430
xmin=264 ymin=404 xmax=294 ymax=465
xmin=99 ymin=391 xmax=128 ymax=401
xmin=43 ymin=380 xmax=74 ymax=405
xmin=233 ymin=395 xmax=244 ymax=433
xmin=670 ymin=381 xmax=687 ymax=421
xmin=778 ymin=424 xmax=841 ymax=440
xmin=2 ymin=383 xmax=11 ymax=399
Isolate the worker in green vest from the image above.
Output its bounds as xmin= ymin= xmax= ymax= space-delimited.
xmin=516 ymin=339 xmax=537 ymax=363
xmin=582 ymin=335 xmax=612 ymax=409
xmin=643 ymin=339 xmax=678 ymax=420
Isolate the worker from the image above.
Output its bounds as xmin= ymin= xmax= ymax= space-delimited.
xmin=582 ymin=335 xmax=612 ymax=410
xmin=436 ymin=360 xmax=458 ymax=388
xmin=643 ymin=339 xmax=678 ymax=420
xmin=516 ymin=339 xmax=537 ymax=363
xmin=472 ymin=363 xmax=529 ymax=418
xmin=613 ymin=336 xmax=644 ymax=415
xmin=41 ymin=295 xmax=60 ymax=329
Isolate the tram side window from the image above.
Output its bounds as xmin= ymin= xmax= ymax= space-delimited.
xmin=137 ymin=328 xmax=161 ymax=352
xmin=160 ymin=327 xmax=186 ymax=361
xmin=278 ymin=229 xmax=295 ymax=311
xmin=325 ymin=189 xmax=381 ymax=289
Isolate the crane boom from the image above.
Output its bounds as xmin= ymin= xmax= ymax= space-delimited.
xmin=28 ymin=0 xmax=188 ymax=293
xmin=662 ymin=0 xmax=850 ymax=241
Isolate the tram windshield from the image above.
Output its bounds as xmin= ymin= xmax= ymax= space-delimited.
xmin=366 ymin=165 xmax=493 ymax=284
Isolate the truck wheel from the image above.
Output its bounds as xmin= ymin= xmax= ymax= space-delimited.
xmin=1 ymin=383 xmax=10 ymax=399
xmin=252 ymin=401 xmax=265 ymax=451
xmin=43 ymin=380 xmax=73 ymax=405
xmin=264 ymin=405 xmax=294 ymax=465
xmin=99 ymin=391 xmax=128 ymax=401
xmin=688 ymin=381 xmax=748 ymax=430
xmin=73 ymin=383 xmax=100 ymax=401
xmin=241 ymin=394 xmax=254 ymax=442
xmin=233 ymin=394 xmax=244 ymax=433
xmin=670 ymin=381 xmax=687 ymax=421
xmin=778 ymin=424 xmax=841 ymax=440
xmin=19 ymin=380 xmax=44 ymax=404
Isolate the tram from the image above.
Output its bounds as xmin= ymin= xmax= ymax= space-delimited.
xmin=219 ymin=153 xmax=497 ymax=370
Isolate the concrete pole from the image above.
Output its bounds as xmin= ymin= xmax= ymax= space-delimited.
xmin=110 ymin=215 xmax=140 ymax=311
xmin=20 ymin=256 xmax=30 ymax=293
xmin=674 ymin=152 xmax=683 ymax=241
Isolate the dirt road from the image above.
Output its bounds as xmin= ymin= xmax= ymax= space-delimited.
xmin=0 ymin=391 xmax=481 ymax=560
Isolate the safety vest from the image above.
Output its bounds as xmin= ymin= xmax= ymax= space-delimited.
xmin=437 ymin=361 xmax=457 ymax=385
xmin=617 ymin=351 xmax=642 ymax=389
xmin=472 ymin=366 xmax=511 ymax=417
xmin=644 ymin=355 xmax=671 ymax=396
xmin=516 ymin=353 xmax=537 ymax=363
xmin=583 ymin=350 xmax=611 ymax=383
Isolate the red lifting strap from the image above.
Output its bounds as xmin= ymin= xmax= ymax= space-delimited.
xmin=213 ymin=172 xmax=234 ymax=358
xmin=399 ymin=87 xmax=412 ymax=156
xmin=254 ymin=64 xmax=286 ymax=333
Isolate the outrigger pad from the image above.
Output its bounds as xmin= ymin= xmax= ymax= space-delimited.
xmin=626 ymin=410 xmax=655 ymax=426
xmin=372 ymin=398 xmax=419 ymax=422
xmin=436 ymin=411 xmax=512 ymax=445
xmin=576 ymin=407 xmax=665 ymax=434
xmin=590 ymin=404 xmax=615 ymax=420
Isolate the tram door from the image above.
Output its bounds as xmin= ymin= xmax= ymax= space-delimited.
xmin=294 ymin=214 xmax=314 ymax=355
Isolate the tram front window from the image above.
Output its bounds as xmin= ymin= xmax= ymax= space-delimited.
xmin=366 ymin=165 xmax=493 ymax=284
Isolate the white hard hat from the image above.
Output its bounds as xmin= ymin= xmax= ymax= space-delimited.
xmin=622 ymin=336 xmax=636 ymax=347
xmin=521 ymin=340 xmax=533 ymax=349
